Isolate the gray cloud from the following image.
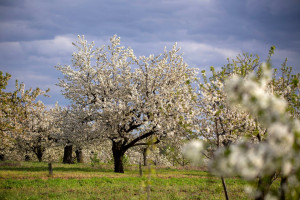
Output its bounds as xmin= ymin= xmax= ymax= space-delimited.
xmin=0 ymin=0 xmax=299 ymax=107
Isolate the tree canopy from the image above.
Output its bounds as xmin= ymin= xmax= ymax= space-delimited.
xmin=56 ymin=35 xmax=197 ymax=172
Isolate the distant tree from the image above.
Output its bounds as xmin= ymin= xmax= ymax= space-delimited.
xmin=53 ymin=104 xmax=104 ymax=164
xmin=0 ymin=71 xmax=49 ymax=150
xmin=15 ymin=102 xmax=58 ymax=162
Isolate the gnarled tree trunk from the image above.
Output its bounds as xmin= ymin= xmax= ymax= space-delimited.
xmin=112 ymin=140 xmax=125 ymax=173
xmin=63 ymin=145 xmax=73 ymax=164
xmin=110 ymin=131 xmax=156 ymax=173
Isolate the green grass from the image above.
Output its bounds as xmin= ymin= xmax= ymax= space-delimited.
xmin=0 ymin=161 xmax=250 ymax=199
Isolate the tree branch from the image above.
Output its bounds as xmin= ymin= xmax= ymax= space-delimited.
xmin=124 ymin=130 xmax=156 ymax=151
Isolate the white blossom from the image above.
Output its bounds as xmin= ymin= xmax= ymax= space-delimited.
xmin=182 ymin=140 xmax=204 ymax=164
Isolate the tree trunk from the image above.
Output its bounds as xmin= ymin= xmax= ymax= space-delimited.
xmin=63 ymin=145 xmax=73 ymax=164
xmin=0 ymin=154 xmax=5 ymax=161
xmin=34 ymin=146 xmax=43 ymax=162
xmin=255 ymin=174 xmax=275 ymax=200
xmin=279 ymin=176 xmax=287 ymax=200
xmin=25 ymin=155 xmax=31 ymax=161
xmin=221 ymin=176 xmax=229 ymax=200
xmin=48 ymin=162 xmax=53 ymax=176
xmin=139 ymin=161 xmax=143 ymax=177
xmin=112 ymin=140 xmax=125 ymax=173
xmin=143 ymin=147 xmax=148 ymax=166
xmin=75 ymin=149 xmax=84 ymax=163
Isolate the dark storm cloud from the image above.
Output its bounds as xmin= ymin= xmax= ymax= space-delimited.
xmin=216 ymin=0 xmax=300 ymax=49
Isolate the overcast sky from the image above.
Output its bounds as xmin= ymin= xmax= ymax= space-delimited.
xmin=1 ymin=0 xmax=299 ymax=107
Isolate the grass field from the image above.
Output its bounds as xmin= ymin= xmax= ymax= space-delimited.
xmin=0 ymin=161 xmax=251 ymax=200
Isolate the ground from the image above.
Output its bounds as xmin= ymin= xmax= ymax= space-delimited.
xmin=0 ymin=161 xmax=251 ymax=199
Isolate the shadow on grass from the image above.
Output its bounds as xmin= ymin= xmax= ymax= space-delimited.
xmin=0 ymin=166 xmax=114 ymax=173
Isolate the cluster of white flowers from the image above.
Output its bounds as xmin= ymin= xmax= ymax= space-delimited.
xmin=210 ymin=63 xmax=300 ymax=198
xmin=195 ymin=59 xmax=260 ymax=163
xmin=226 ymin=63 xmax=287 ymax=126
xmin=13 ymin=100 xmax=62 ymax=162
xmin=183 ymin=56 xmax=299 ymax=198
xmin=182 ymin=140 xmax=204 ymax=165
xmin=1 ymin=73 xmax=50 ymax=152
xmin=55 ymin=35 xmax=198 ymax=172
